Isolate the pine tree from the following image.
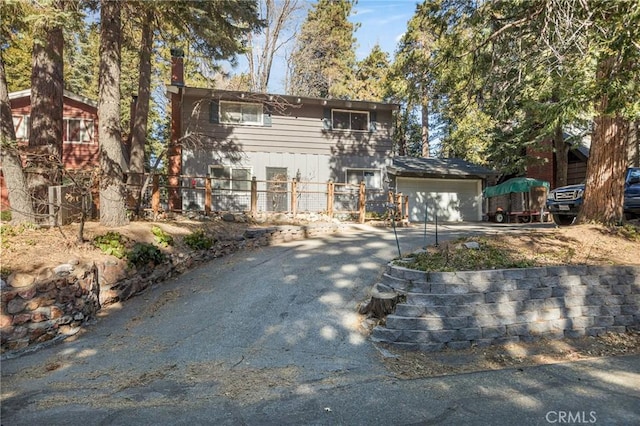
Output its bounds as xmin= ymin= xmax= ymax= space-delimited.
xmin=98 ymin=0 xmax=128 ymax=227
xmin=354 ymin=44 xmax=390 ymax=102
xmin=287 ymin=0 xmax=357 ymax=98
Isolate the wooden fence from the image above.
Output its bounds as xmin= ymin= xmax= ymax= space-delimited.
xmin=139 ymin=174 xmax=409 ymax=223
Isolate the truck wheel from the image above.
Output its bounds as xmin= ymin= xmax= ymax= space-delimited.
xmin=552 ymin=214 xmax=575 ymax=226
xmin=494 ymin=212 xmax=505 ymax=223
xmin=520 ymin=215 xmax=531 ymax=223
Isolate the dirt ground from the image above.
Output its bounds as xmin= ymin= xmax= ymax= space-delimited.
xmin=1 ymin=218 xmax=640 ymax=378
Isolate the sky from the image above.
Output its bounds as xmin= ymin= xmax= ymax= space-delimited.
xmin=231 ymin=0 xmax=419 ymax=94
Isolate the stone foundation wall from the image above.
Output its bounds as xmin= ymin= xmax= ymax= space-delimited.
xmin=372 ymin=264 xmax=640 ymax=352
xmin=1 ymin=222 xmax=343 ymax=355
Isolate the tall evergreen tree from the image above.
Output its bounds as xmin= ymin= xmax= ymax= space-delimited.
xmin=98 ymin=0 xmax=128 ymax=226
xmin=27 ymin=0 xmax=67 ymax=211
xmin=0 ymin=1 xmax=35 ymax=223
xmin=287 ymin=0 xmax=357 ymax=98
xmin=354 ymin=44 xmax=389 ymax=102
xmin=0 ymin=50 xmax=35 ymax=223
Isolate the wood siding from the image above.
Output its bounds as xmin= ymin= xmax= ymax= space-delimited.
xmin=179 ymin=92 xmax=397 ymax=211
xmin=2 ymin=93 xmax=99 ymax=211
xmin=9 ymin=94 xmax=99 ymax=170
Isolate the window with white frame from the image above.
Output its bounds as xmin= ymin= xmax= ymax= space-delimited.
xmin=63 ymin=118 xmax=94 ymax=143
xmin=12 ymin=115 xmax=29 ymax=140
xmin=346 ymin=168 xmax=382 ymax=189
xmin=209 ymin=165 xmax=252 ymax=191
xmin=219 ymin=101 xmax=263 ymax=125
xmin=332 ymin=110 xmax=369 ymax=131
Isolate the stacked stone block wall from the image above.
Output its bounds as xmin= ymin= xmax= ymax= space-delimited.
xmin=371 ymin=264 xmax=640 ymax=352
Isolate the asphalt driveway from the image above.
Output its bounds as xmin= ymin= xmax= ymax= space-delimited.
xmin=2 ymin=223 xmax=639 ymax=425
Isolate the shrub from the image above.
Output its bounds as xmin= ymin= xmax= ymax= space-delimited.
xmin=0 ymin=211 xmax=11 ymax=222
xmin=93 ymin=231 xmax=128 ymax=258
xmin=127 ymin=242 xmax=166 ymax=268
xmin=151 ymin=225 xmax=174 ymax=247
xmin=183 ymin=230 xmax=213 ymax=250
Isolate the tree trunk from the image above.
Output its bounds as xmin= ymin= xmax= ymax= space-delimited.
xmin=578 ymin=109 xmax=628 ymax=225
xmin=27 ymin=3 xmax=65 ymax=216
xmin=0 ymin=51 xmax=35 ymax=223
xmin=98 ymin=0 xmax=128 ymax=227
xmin=358 ymin=283 xmax=401 ymax=319
xmin=128 ymin=12 xmax=153 ymax=215
xmin=553 ymin=124 xmax=569 ymax=187
xmin=421 ymin=98 xmax=429 ymax=158
xmin=579 ymin=54 xmax=629 ymax=225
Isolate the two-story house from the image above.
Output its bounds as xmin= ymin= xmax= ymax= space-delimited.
xmin=167 ymin=51 xmax=400 ymax=213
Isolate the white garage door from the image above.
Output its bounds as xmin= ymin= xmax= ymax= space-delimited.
xmin=397 ymin=177 xmax=482 ymax=222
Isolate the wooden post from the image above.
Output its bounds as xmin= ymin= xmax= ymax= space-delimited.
xmin=403 ymin=194 xmax=409 ymax=222
xmin=204 ymin=174 xmax=211 ymax=216
xmin=395 ymin=193 xmax=402 ymax=220
xmin=250 ymin=177 xmax=257 ymax=215
xmin=358 ymin=181 xmax=366 ymax=224
xmin=152 ymin=174 xmax=160 ymax=218
xmin=291 ymin=179 xmax=297 ymax=217
xmin=327 ymin=180 xmax=334 ymax=218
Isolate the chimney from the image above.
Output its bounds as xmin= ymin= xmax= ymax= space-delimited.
xmin=170 ymin=48 xmax=184 ymax=87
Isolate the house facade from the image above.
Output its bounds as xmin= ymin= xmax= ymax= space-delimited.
xmin=168 ymin=54 xmax=400 ymax=212
xmin=1 ymin=89 xmax=99 ymax=211
xmin=167 ymin=53 xmax=498 ymax=222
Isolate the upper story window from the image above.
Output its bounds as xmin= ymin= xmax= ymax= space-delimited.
xmin=332 ymin=109 xmax=369 ymax=131
xmin=64 ymin=118 xmax=94 ymax=143
xmin=12 ymin=115 xmax=29 ymax=140
xmin=220 ymin=101 xmax=263 ymax=125
xmin=324 ymin=108 xmax=376 ymax=132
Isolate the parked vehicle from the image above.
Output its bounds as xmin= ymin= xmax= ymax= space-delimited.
xmin=546 ymin=167 xmax=640 ymax=225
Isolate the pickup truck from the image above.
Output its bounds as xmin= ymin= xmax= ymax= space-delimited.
xmin=546 ymin=167 xmax=640 ymax=225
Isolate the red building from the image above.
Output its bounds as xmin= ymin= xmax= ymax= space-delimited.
xmin=1 ymin=89 xmax=99 ymax=211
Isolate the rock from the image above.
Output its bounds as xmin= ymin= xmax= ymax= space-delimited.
xmin=0 ymin=279 xmax=7 ymax=290
xmin=54 ymin=264 xmax=74 ymax=275
xmin=0 ymin=314 xmax=12 ymax=327
xmin=17 ymin=287 xmax=37 ymax=300
xmin=36 ymin=268 xmax=54 ymax=283
xmin=6 ymin=298 xmax=27 ymax=314
xmin=68 ymin=259 xmax=80 ymax=266
xmin=222 ymin=213 xmax=236 ymax=222
xmin=73 ymin=312 xmax=84 ymax=321
xmin=7 ymin=272 xmax=35 ymax=288
xmin=464 ymin=242 xmax=481 ymax=250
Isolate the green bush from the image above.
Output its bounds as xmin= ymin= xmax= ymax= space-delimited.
xmin=93 ymin=231 xmax=128 ymax=259
xmin=0 ymin=210 xmax=11 ymax=222
xmin=183 ymin=230 xmax=213 ymax=250
xmin=151 ymin=225 xmax=174 ymax=247
xmin=127 ymin=242 xmax=166 ymax=268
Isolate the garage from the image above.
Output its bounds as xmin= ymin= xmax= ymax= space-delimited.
xmin=397 ymin=177 xmax=482 ymax=222
xmin=388 ymin=157 xmax=497 ymax=223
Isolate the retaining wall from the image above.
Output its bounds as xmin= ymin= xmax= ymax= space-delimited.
xmin=371 ymin=264 xmax=640 ymax=351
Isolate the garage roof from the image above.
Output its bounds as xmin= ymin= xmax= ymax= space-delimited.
xmin=388 ymin=156 xmax=498 ymax=179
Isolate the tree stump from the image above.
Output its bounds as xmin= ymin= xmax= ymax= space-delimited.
xmin=359 ymin=283 xmax=401 ymax=319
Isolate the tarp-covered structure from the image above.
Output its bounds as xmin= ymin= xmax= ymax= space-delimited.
xmin=483 ymin=177 xmax=549 ymax=198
